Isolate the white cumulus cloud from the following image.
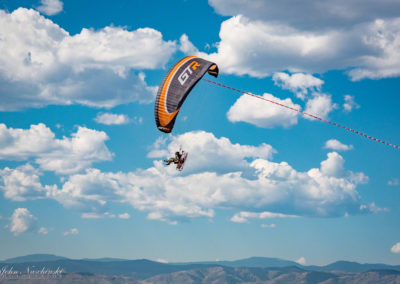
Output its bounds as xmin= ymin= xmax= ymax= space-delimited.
xmin=81 ymin=212 xmax=116 ymax=219
xmin=231 ymin=211 xmax=297 ymax=223
xmin=45 ymin=132 xmax=372 ymax=223
xmin=343 ymin=95 xmax=360 ymax=113
xmin=118 ymin=213 xmax=130 ymax=219
xmin=94 ymin=113 xmax=131 ymax=125
xmin=37 ymin=0 xmax=63 ymax=16
xmin=179 ymin=34 xmax=199 ymax=55
xmin=360 ymin=202 xmax=388 ymax=213
xmin=391 ymin=242 xmax=400 ymax=253
xmin=0 ymin=164 xmax=54 ymax=201
xmin=38 ymin=227 xmax=49 ymax=235
xmin=304 ymin=94 xmax=336 ymax=120
xmin=148 ymin=130 xmax=276 ymax=174
xmin=324 ymin=139 xmax=354 ymax=151
xmin=63 ymin=228 xmax=79 ymax=236
xmin=320 ymin=152 xmax=345 ymax=177
xmin=0 ymin=123 xmax=112 ymax=174
xmin=227 ymin=93 xmax=300 ymax=128
xmin=273 ymin=72 xmax=324 ymax=100
xmin=147 ymin=137 xmax=169 ymax=159
xmin=209 ymin=0 xmax=400 ymax=30
xmin=0 ymin=8 xmax=175 ymax=111
xmin=1 ymin=131 xmax=378 ymax=224
xmin=10 ymin=208 xmax=37 ymax=236
xmin=199 ymin=8 xmax=400 ymax=80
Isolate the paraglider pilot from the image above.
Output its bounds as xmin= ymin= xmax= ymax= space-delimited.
xmin=164 ymin=151 xmax=182 ymax=165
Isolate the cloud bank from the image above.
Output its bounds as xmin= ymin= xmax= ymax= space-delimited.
xmin=0 ymin=8 xmax=175 ymax=110
xmin=1 ymin=130 xmax=379 ymax=224
xmin=200 ymin=0 xmax=400 ymax=80
xmin=0 ymin=123 xmax=112 ymax=174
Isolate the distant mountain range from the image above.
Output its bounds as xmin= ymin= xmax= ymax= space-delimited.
xmin=172 ymin=256 xmax=299 ymax=268
xmin=1 ymin=254 xmax=68 ymax=263
xmin=1 ymin=254 xmax=400 ymax=273
xmin=0 ymin=254 xmax=399 ymax=283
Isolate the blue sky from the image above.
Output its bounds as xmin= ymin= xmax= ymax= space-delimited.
xmin=0 ymin=0 xmax=399 ymax=266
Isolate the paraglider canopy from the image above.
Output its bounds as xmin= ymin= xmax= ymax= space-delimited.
xmin=154 ymin=56 xmax=218 ymax=133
